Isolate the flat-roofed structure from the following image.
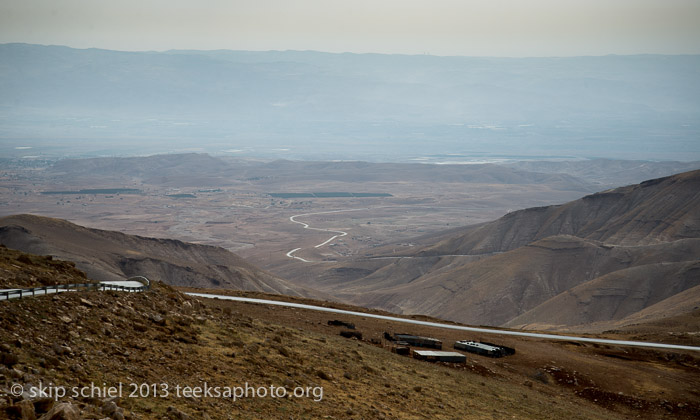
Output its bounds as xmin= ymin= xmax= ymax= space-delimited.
xmin=393 ymin=334 xmax=442 ymax=349
xmin=454 ymin=340 xmax=515 ymax=357
xmin=412 ymin=350 xmax=466 ymax=363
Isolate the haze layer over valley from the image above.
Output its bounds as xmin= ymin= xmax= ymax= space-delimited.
xmin=2 ymin=44 xmax=699 ymax=162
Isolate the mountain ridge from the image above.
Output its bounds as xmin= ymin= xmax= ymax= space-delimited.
xmin=0 ymin=214 xmax=321 ymax=298
xmin=315 ymin=170 xmax=700 ymax=329
xmin=416 ymin=169 xmax=700 ymax=256
xmin=3 ymin=44 xmax=699 ymax=161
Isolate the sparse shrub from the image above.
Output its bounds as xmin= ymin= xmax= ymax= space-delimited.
xmin=276 ymin=346 xmax=291 ymax=357
xmin=16 ymin=254 xmax=32 ymax=265
xmin=0 ymin=352 xmax=19 ymax=367
xmin=317 ymin=370 xmax=332 ymax=380
xmin=532 ymin=370 xmax=550 ymax=384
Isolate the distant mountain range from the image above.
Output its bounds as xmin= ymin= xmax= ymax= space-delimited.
xmin=44 ymin=152 xmax=700 ymax=192
xmin=2 ymin=43 xmax=699 ymax=160
xmin=46 ymin=152 xmax=593 ymax=191
xmin=311 ymin=170 xmax=700 ymax=330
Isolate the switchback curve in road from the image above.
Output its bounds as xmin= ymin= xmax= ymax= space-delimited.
xmin=286 ymin=208 xmax=367 ymax=262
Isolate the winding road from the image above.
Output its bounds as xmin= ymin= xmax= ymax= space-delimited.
xmin=286 ymin=208 xmax=367 ymax=262
xmin=284 ymin=204 xmax=497 ymax=263
xmin=186 ymin=293 xmax=700 ymax=353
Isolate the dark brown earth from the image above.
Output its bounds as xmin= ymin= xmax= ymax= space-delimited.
xmin=2 ymin=247 xmax=698 ymax=419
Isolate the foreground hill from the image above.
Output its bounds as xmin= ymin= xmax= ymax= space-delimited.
xmin=0 ymin=244 xmax=90 ymax=288
xmin=315 ymin=170 xmax=700 ymax=329
xmin=0 ymin=214 xmax=313 ymax=297
xmin=1 ymin=247 xmax=698 ymax=419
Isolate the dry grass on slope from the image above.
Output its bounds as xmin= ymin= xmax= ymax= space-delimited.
xmin=0 ymin=244 xmax=89 ymax=288
xmin=1 ymin=285 xmax=632 ymax=419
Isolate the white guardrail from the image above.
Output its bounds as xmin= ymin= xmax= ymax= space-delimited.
xmin=0 ymin=276 xmax=150 ymax=301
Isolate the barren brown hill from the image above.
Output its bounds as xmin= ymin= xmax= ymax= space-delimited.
xmin=345 ymin=236 xmax=700 ymax=325
xmin=505 ymin=259 xmax=700 ymax=329
xmin=314 ymin=170 xmax=700 ymax=329
xmin=416 ymin=169 xmax=700 ymax=256
xmin=1 ymin=247 xmax=699 ymax=419
xmin=0 ymin=244 xmax=90 ymax=288
xmin=0 ymin=214 xmax=315 ymax=297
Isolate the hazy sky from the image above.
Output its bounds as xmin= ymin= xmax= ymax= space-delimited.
xmin=1 ymin=0 xmax=700 ymax=56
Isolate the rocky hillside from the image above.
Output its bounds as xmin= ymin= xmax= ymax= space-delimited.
xmin=417 ymin=169 xmax=700 ymax=255
xmin=1 ymin=248 xmax=698 ymax=419
xmin=0 ymin=244 xmax=90 ymax=288
xmin=314 ymin=170 xmax=700 ymax=329
xmin=0 ymin=214 xmax=314 ymax=297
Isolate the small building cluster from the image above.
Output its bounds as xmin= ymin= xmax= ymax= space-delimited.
xmin=412 ymin=350 xmax=466 ymax=363
xmin=329 ymin=320 xmax=515 ymax=364
xmin=384 ymin=331 xmax=515 ymax=364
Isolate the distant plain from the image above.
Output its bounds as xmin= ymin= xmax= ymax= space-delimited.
xmin=1 ymin=154 xmax=697 ymax=280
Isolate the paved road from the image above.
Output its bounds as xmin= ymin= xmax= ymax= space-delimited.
xmin=285 ymin=248 xmax=313 ymax=263
xmin=186 ymin=293 xmax=700 ymax=353
xmin=286 ymin=208 xmax=367 ymax=262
